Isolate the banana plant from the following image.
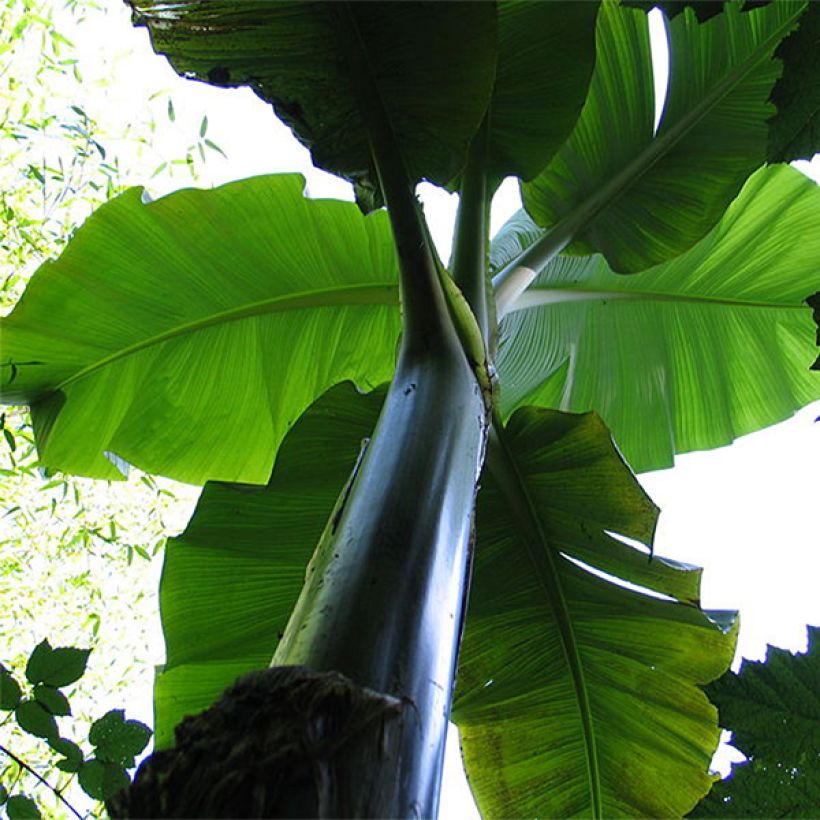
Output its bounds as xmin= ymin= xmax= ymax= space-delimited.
xmin=2 ymin=1 xmax=819 ymax=817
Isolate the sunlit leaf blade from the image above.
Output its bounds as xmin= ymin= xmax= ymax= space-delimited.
xmin=486 ymin=2 xmax=599 ymax=185
xmin=493 ymin=164 xmax=820 ymax=472
xmin=453 ymin=407 xmax=738 ymax=818
xmin=0 ymin=175 xmax=400 ymax=484
xmin=522 ymin=2 xmax=804 ymax=273
xmin=154 ymin=383 xmax=384 ymax=749
xmin=768 ymin=4 xmax=820 ymax=163
xmin=129 ymin=1 xmax=496 ymax=203
xmin=690 ymin=626 xmax=820 ymax=817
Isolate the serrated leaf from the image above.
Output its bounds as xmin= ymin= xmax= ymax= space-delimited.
xmin=25 ymin=640 xmax=89 ymax=687
xmin=5 ymin=795 xmax=41 ymax=820
xmin=49 ymin=737 xmax=83 ymax=773
xmin=33 ymin=684 xmax=70 ymax=716
xmin=690 ymin=626 xmax=820 ymax=816
xmin=78 ymin=758 xmax=130 ymax=801
xmin=14 ymin=700 xmax=58 ymax=741
xmin=89 ymin=710 xmax=151 ymax=767
xmin=767 ymin=4 xmax=820 ymax=162
xmin=0 ymin=665 xmax=22 ymax=710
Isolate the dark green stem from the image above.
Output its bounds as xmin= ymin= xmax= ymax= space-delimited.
xmin=451 ymin=118 xmax=491 ymax=342
xmin=329 ymin=4 xmax=452 ymax=353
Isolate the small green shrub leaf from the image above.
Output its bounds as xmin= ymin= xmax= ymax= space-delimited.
xmin=5 ymin=795 xmax=41 ymax=819
xmin=25 ymin=640 xmax=89 ymax=687
xmin=14 ymin=699 xmax=58 ymax=741
xmin=89 ymin=709 xmax=151 ymax=767
xmin=49 ymin=737 xmax=83 ymax=773
xmin=0 ymin=783 xmax=8 ymax=805
xmin=78 ymin=758 xmax=129 ymax=801
xmin=0 ymin=665 xmax=22 ymax=710
xmin=33 ymin=684 xmax=71 ymax=716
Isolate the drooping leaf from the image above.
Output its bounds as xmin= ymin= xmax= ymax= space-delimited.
xmin=128 ymin=1 xmax=497 ymax=205
xmin=484 ymin=2 xmax=599 ymax=185
xmin=49 ymin=737 xmax=84 ymax=773
xmin=768 ymin=4 xmax=820 ymax=162
xmin=521 ymin=2 xmax=804 ymax=273
xmin=0 ymin=175 xmax=400 ymax=485
xmin=493 ymin=164 xmax=820 ymax=472
xmin=690 ymin=626 xmax=820 ymax=816
xmin=89 ymin=709 xmax=151 ymax=767
xmin=25 ymin=640 xmax=89 ymax=688
xmin=33 ymin=684 xmax=70 ymax=716
xmin=14 ymin=699 xmax=58 ymax=741
xmin=78 ymin=758 xmax=130 ymax=802
xmin=5 ymin=795 xmax=41 ymax=820
xmin=154 ymin=382 xmax=384 ymax=748
xmin=0 ymin=665 xmax=22 ymax=710
xmin=452 ymin=407 xmax=738 ymax=818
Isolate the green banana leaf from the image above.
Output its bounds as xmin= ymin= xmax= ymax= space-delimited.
xmin=453 ymin=407 xmax=738 ymax=818
xmin=0 ymin=175 xmax=400 ymax=484
xmin=521 ymin=1 xmax=805 ymax=273
xmin=149 ymin=380 xmax=734 ymax=817
xmin=154 ymin=382 xmax=385 ymax=749
xmin=494 ymin=164 xmax=820 ymax=473
xmin=129 ymin=1 xmax=497 ymax=206
xmin=484 ymin=2 xmax=599 ymax=185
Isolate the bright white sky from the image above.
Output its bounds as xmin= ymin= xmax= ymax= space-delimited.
xmin=32 ymin=3 xmax=820 ymax=817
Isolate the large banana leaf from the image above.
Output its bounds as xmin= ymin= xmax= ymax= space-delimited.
xmin=154 ymin=382 xmax=384 ymax=749
xmin=521 ymin=1 xmax=805 ymax=273
xmin=453 ymin=407 xmax=738 ymax=818
xmin=129 ymin=1 xmax=496 ymax=204
xmin=0 ymin=175 xmax=400 ymax=484
xmin=149 ymin=379 xmax=734 ymax=816
xmin=484 ymin=2 xmax=599 ymax=185
xmin=494 ymin=164 xmax=820 ymax=472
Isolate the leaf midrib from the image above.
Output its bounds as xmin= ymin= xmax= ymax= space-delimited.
xmin=488 ymin=425 xmax=603 ymax=819
xmin=55 ymin=283 xmax=398 ymax=392
xmin=509 ymin=286 xmax=806 ymax=313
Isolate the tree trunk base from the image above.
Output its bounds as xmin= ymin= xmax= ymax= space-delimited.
xmin=108 ymin=666 xmax=403 ymax=818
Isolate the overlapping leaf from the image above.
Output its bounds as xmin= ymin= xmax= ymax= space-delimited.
xmin=453 ymin=407 xmax=737 ymax=818
xmin=521 ymin=1 xmax=805 ymax=273
xmin=484 ymin=2 xmax=599 ymax=185
xmin=153 ymin=382 xmax=384 ymax=749
xmin=0 ymin=175 xmax=400 ymax=484
xmin=129 ymin=1 xmax=497 ymax=205
xmin=493 ymin=164 xmax=820 ymax=472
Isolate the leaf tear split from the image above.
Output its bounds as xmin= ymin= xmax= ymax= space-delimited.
xmin=109 ymin=666 xmax=402 ymax=818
